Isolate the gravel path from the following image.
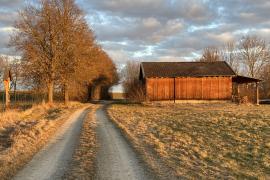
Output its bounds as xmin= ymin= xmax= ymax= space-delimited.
xmin=96 ymin=105 xmax=155 ymax=180
xmin=13 ymin=107 xmax=90 ymax=180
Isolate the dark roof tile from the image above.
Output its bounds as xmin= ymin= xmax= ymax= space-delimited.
xmin=141 ymin=61 xmax=236 ymax=78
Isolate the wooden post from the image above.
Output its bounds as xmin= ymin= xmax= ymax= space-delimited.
xmin=4 ymin=79 xmax=10 ymax=109
xmin=173 ymin=77 xmax=176 ymax=103
xmin=256 ymin=82 xmax=259 ymax=105
xmin=237 ymin=84 xmax=240 ymax=96
xmin=201 ymin=78 xmax=203 ymax=100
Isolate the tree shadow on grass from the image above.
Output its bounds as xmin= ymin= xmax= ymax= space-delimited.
xmin=45 ymin=108 xmax=62 ymax=120
xmin=0 ymin=127 xmax=14 ymax=151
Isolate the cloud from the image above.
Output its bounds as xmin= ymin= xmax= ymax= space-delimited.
xmin=0 ymin=11 xmax=18 ymax=27
xmin=81 ymin=0 xmax=216 ymax=24
xmin=0 ymin=0 xmax=270 ymax=63
xmin=212 ymin=0 xmax=270 ymax=27
xmin=0 ymin=0 xmax=23 ymax=8
xmin=92 ymin=15 xmax=184 ymax=44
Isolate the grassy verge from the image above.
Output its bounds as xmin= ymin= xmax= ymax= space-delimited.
xmin=64 ymin=105 xmax=99 ymax=179
xmin=108 ymin=103 xmax=270 ymax=179
xmin=0 ymin=102 xmax=84 ymax=179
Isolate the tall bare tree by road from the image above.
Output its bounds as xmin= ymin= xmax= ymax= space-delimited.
xmin=52 ymin=0 xmax=95 ymax=104
xmin=10 ymin=58 xmax=21 ymax=101
xmin=10 ymin=0 xmax=61 ymax=104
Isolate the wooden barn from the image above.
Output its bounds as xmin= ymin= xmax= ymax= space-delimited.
xmin=139 ymin=61 xmax=261 ymax=103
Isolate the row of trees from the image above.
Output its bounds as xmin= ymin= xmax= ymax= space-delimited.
xmin=199 ymin=35 xmax=270 ymax=78
xmin=199 ymin=35 xmax=270 ymax=98
xmin=5 ymin=0 xmax=118 ymax=105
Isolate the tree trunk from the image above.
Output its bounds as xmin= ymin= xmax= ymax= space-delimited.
xmin=64 ymin=84 xmax=69 ymax=105
xmin=88 ymin=85 xmax=92 ymax=101
xmin=48 ymin=81 xmax=54 ymax=104
xmin=92 ymin=85 xmax=101 ymax=100
xmin=14 ymin=81 xmax=17 ymax=103
xmin=4 ymin=80 xmax=10 ymax=110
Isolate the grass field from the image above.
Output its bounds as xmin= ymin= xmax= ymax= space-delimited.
xmin=0 ymin=102 xmax=84 ymax=179
xmin=108 ymin=103 xmax=270 ymax=179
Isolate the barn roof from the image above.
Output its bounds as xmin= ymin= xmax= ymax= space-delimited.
xmin=140 ymin=61 xmax=236 ymax=78
xmin=232 ymin=75 xmax=261 ymax=84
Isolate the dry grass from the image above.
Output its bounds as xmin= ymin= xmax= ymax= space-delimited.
xmin=0 ymin=102 xmax=84 ymax=179
xmin=64 ymin=105 xmax=99 ymax=179
xmin=108 ymin=103 xmax=270 ymax=179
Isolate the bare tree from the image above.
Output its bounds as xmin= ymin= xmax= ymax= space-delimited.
xmin=10 ymin=0 xmax=66 ymax=104
xmin=0 ymin=56 xmax=4 ymax=71
xmin=199 ymin=46 xmax=221 ymax=62
xmin=239 ymin=35 xmax=270 ymax=78
xmin=122 ymin=61 xmax=145 ymax=101
xmin=0 ymin=56 xmax=9 ymax=89
xmin=52 ymin=0 xmax=96 ymax=104
xmin=0 ymin=56 xmax=9 ymax=70
xmin=122 ymin=61 xmax=140 ymax=85
xmin=0 ymin=56 xmax=5 ymax=80
xmin=260 ymin=63 xmax=270 ymax=98
xmin=10 ymin=58 xmax=21 ymax=101
xmin=220 ymin=41 xmax=240 ymax=73
xmin=0 ymin=56 xmax=12 ymax=109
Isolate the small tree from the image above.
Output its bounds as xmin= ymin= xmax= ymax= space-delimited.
xmin=220 ymin=41 xmax=240 ymax=73
xmin=0 ymin=56 xmax=5 ymax=83
xmin=122 ymin=61 xmax=145 ymax=102
xmin=199 ymin=46 xmax=221 ymax=62
xmin=261 ymin=64 xmax=270 ymax=98
xmin=10 ymin=58 xmax=21 ymax=102
xmin=0 ymin=56 xmax=11 ymax=109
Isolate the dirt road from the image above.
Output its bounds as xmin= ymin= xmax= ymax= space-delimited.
xmin=13 ymin=107 xmax=90 ymax=180
xmin=13 ymin=104 xmax=155 ymax=180
xmin=96 ymin=105 xmax=155 ymax=180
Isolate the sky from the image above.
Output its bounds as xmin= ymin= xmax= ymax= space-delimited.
xmin=0 ymin=0 xmax=270 ymax=67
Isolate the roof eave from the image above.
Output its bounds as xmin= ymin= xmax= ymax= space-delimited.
xmin=145 ymin=75 xmax=236 ymax=78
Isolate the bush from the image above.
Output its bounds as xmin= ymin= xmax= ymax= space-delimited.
xmin=125 ymin=80 xmax=146 ymax=102
xmin=122 ymin=61 xmax=147 ymax=103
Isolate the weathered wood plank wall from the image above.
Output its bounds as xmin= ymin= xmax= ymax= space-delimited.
xmin=146 ymin=77 xmax=232 ymax=101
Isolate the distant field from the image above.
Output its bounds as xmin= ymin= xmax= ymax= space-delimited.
xmin=0 ymin=91 xmax=64 ymax=111
xmin=108 ymin=103 xmax=270 ymax=179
